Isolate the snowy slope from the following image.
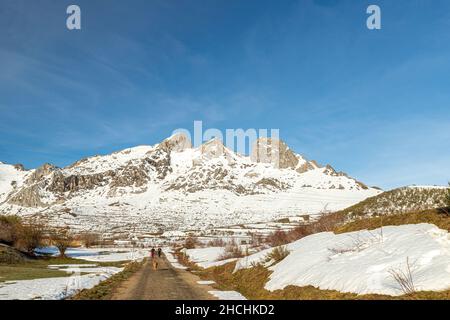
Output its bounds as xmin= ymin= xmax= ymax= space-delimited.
xmin=0 ymin=162 xmax=29 ymax=203
xmin=0 ymin=134 xmax=381 ymax=235
xmin=235 ymin=224 xmax=450 ymax=296
xmin=185 ymin=247 xmax=238 ymax=268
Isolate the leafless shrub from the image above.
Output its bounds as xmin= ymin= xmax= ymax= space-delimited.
xmin=267 ymin=211 xmax=345 ymax=245
xmin=250 ymin=233 xmax=263 ymax=247
xmin=266 ymin=230 xmax=290 ymax=247
xmin=79 ymin=232 xmax=101 ymax=248
xmin=184 ymin=236 xmax=199 ymax=249
xmin=50 ymin=227 xmax=75 ymax=257
xmin=206 ymin=238 xmax=226 ymax=247
xmin=15 ymin=224 xmax=46 ymax=254
xmin=0 ymin=216 xmax=46 ymax=255
xmin=219 ymin=240 xmax=244 ymax=260
xmin=309 ymin=211 xmax=345 ymax=233
xmin=266 ymin=246 xmax=289 ymax=263
xmin=0 ymin=215 xmax=22 ymax=246
xmin=388 ymin=257 xmax=416 ymax=295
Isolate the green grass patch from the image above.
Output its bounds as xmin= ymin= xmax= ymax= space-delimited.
xmin=0 ymin=250 xmax=128 ymax=282
xmin=0 ymin=265 xmax=69 ymax=282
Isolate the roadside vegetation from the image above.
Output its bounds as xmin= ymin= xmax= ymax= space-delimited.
xmin=70 ymin=260 xmax=145 ymax=300
xmin=265 ymin=246 xmax=289 ymax=264
xmin=191 ymin=201 xmax=450 ymax=300
xmin=196 ymin=261 xmax=450 ymax=300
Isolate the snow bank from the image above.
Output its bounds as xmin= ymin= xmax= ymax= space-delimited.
xmin=235 ymin=224 xmax=450 ymax=296
xmin=185 ymin=247 xmax=238 ymax=268
xmin=198 ymin=280 xmax=215 ymax=285
xmin=185 ymin=247 xmax=225 ymax=267
xmin=208 ymin=291 xmax=247 ymax=300
xmin=163 ymin=248 xmax=187 ymax=270
xmin=0 ymin=268 xmax=121 ymax=300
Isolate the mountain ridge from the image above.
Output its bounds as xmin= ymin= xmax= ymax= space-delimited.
xmin=0 ymin=134 xmax=381 ymax=236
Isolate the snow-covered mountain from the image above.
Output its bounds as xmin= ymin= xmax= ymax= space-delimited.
xmin=0 ymin=134 xmax=380 ymax=236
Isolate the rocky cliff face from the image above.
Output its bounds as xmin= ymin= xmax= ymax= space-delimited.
xmin=251 ymin=138 xmax=321 ymax=173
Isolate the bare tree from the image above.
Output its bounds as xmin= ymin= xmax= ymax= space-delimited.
xmin=51 ymin=227 xmax=74 ymax=257
xmin=15 ymin=224 xmax=45 ymax=255
xmin=388 ymin=257 xmax=416 ymax=295
xmin=0 ymin=215 xmax=21 ymax=246
xmin=184 ymin=236 xmax=199 ymax=249
xmin=79 ymin=232 xmax=100 ymax=248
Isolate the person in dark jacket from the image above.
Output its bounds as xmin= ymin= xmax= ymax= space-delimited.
xmin=157 ymin=248 xmax=162 ymax=258
xmin=150 ymin=248 xmax=156 ymax=259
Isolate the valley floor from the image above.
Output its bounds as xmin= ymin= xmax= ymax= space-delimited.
xmin=1 ymin=209 xmax=449 ymax=300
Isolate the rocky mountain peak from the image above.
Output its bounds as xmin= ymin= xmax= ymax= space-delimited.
xmin=13 ymin=164 xmax=25 ymax=171
xmin=251 ymin=138 xmax=308 ymax=170
xmin=198 ymin=138 xmax=235 ymax=161
xmin=28 ymin=163 xmax=57 ymax=183
xmin=158 ymin=133 xmax=192 ymax=153
xmin=0 ymin=134 xmax=379 ymax=233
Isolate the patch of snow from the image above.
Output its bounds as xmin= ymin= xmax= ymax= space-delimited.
xmin=235 ymin=224 xmax=450 ymax=296
xmin=208 ymin=290 xmax=247 ymax=300
xmin=0 ymin=271 xmax=121 ymax=300
xmin=185 ymin=247 xmax=239 ymax=268
xmin=197 ymin=280 xmax=215 ymax=285
xmin=0 ymin=163 xmax=29 ymax=203
xmin=47 ymin=264 xmax=98 ymax=269
xmin=163 ymin=248 xmax=188 ymax=270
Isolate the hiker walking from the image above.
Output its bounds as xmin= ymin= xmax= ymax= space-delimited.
xmin=150 ymin=248 xmax=158 ymax=270
xmin=157 ymin=248 xmax=162 ymax=258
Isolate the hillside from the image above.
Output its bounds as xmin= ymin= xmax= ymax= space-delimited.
xmin=337 ymin=186 xmax=448 ymax=218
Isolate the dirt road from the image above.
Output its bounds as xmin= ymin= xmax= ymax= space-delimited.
xmin=111 ymin=255 xmax=216 ymax=300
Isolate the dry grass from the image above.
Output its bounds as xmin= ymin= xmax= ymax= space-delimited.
xmin=335 ymin=208 xmax=449 ymax=234
xmin=219 ymin=241 xmax=245 ymax=260
xmin=265 ymin=246 xmax=289 ymax=264
xmin=197 ymin=261 xmax=450 ymax=300
xmin=195 ymin=208 xmax=450 ymax=300
xmin=388 ymin=257 xmax=416 ymax=295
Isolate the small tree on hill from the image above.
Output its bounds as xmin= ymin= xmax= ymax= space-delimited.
xmin=51 ymin=227 xmax=74 ymax=257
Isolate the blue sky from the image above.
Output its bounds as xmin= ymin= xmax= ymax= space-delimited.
xmin=0 ymin=0 xmax=449 ymax=189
